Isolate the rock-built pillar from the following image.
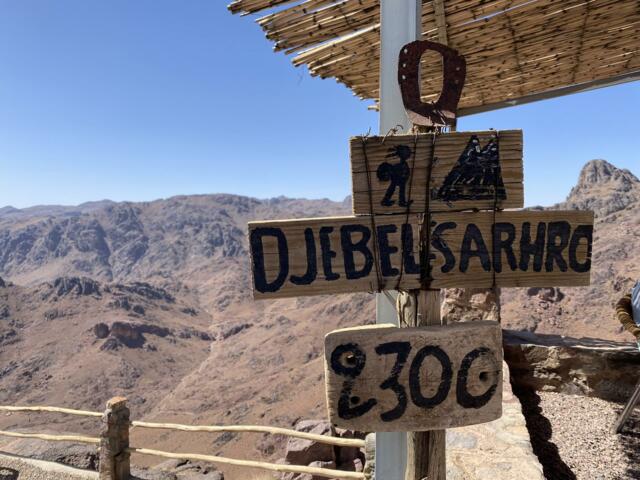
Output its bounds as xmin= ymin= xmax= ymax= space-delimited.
xmin=99 ymin=397 xmax=130 ymax=480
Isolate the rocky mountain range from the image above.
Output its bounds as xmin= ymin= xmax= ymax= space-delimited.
xmin=0 ymin=159 xmax=637 ymax=478
xmin=502 ymin=159 xmax=640 ymax=338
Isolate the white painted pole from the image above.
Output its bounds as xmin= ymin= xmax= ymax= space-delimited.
xmin=379 ymin=0 xmax=422 ymax=133
xmin=376 ymin=1 xmax=421 ymax=479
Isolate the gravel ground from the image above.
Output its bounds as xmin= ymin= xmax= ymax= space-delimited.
xmin=519 ymin=390 xmax=640 ymax=480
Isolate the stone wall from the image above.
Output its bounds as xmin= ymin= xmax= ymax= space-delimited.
xmin=504 ymin=330 xmax=640 ymax=402
xmin=0 ymin=452 xmax=97 ymax=480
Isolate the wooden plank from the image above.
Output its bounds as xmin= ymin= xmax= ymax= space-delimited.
xmin=248 ymin=210 xmax=593 ymax=299
xmin=324 ymin=322 xmax=503 ymax=431
xmin=428 ymin=210 xmax=594 ymax=289
xmin=249 ymin=214 xmax=423 ymax=299
xmin=350 ymin=130 xmax=523 ymax=214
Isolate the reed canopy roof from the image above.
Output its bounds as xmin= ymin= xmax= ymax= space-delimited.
xmin=228 ymin=0 xmax=640 ymax=114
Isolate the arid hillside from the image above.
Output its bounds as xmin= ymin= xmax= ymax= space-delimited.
xmin=0 ymin=193 xmax=370 ymax=472
xmin=0 ymin=159 xmax=637 ymax=473
xmin=501 ymin=159 xmax=640 ymax=340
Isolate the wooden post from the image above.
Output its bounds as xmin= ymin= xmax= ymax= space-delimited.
xmin=404 ymin=290 xmax=446 ymax=480
xmin=363 ymin=433 xmax=376 ymax=479
xmin=99 ymin=397 xmax=131 ymax=480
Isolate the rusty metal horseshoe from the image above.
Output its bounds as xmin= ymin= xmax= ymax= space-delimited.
xmin=398 ymin=40 xmax=466 ymax=127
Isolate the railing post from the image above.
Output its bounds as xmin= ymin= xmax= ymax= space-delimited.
xmin=363 ymin=433 xmax=376 ymax=479
xmin=99 ymin=397 xmax=130 ymax=480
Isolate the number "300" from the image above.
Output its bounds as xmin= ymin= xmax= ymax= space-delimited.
xmin=330 ymin=342 xmax=499 ymax=422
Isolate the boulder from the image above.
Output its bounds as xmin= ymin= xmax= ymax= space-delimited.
xmin=52 ymin=277 xmax=101 ymax=297
xmin=504 ymin=329 xmax=640 ymax=401
xmin=284 ymin=420 xmax=335 ymax=467
xmin=112 ymin=282 xmax=175 ymax=303
xmin=0 ymin=441 xmax=98 ymax=471
xmin=109 ymin=321 xmax=146 ymax=348
xmin=525 ymin=287 xmax=564 ymax=303
xmin=94 ymin=322 xmax=110 ymax=339
xmin=334 ymin=428 xmax=365 ymax=469
xmin=152 ymin=459 xmax=224 ymax=479
xmin=442 ymin=288 xmax=500 ymax=323
xmin=280 ymin=461 xmax=336 ymax=480
xmin=278 ymin=421 xmax=368 ymax=480
xmin=132 ymin=468 xmax=177 ymax=480
xmin=101 ymin=321 xmax=172 ymax=348
xmin=219 ymin=323 xmax=252 ymax=340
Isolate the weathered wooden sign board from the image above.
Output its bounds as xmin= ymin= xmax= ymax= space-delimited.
xmin=324 ymin=321 xmax=503 ymax=431
xmin=249 ymin=210 xmax=594 ymax=298
xmin=351 ymin=130 xmax=523 ymax=214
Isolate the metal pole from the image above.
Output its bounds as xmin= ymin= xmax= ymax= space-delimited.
xmin=377 ymin=1 xmax=422 ymax=478
xmin=613 ymin=377 xmax=640 ymax=434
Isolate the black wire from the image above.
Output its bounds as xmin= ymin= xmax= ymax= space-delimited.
xmin=492 ymin=131 xmax=502 ymax=323
xmin=420 ymin=129 xmax=438 ymax=290
xmin=361 ymin=136 xmax=383 ymax=293
xmin=395 ymin=132 xmax=419 ymax=291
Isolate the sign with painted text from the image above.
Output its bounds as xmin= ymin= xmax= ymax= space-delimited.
xmin=351 ymin=130 xmax=523 ymax=214
xmin=323 ymin=321 xmax=503 ymax=431
xmin=248 ymin=210 xmax=594 ymax=299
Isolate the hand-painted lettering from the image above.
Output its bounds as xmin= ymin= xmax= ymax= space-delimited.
xmin=290 ymin=228 xmax=317 ymax=285
xmin=492 ymin=222 xmax=517 ymax=273
xmin=328 ymin=341 xmax=499 ymax=421
xmin=377 ymin=225 xmax=400 ymax=277
xmin=331 ymin=343 xmax=377 ymax=420
xmin=545 ymin=221 xmax=570 ymax=272
xmin=409 ymin=345 xmax=453 ymax=408
xmin=249 ymin=213 xmax=593 ymax=297
xmin=402 ymin=224 xmax=421 ymax=274
xmin=456 ymin=347 xmax=499 ymax=409
xmin=459 ymin=224 xmax=491 ymax=272
xmin=320 ymin=226 xmax=340 ymax=281
xmin=519 ymin=221 xmax=546 ymax=272
xmin=375 ymin=342 xmax=411 ymax=422
xmin=250 ymin=227 xmax=289 ymax=293
xmin=341 ymin=224 xmax=373 ymax=280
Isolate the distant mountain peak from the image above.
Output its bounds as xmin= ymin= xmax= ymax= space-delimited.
xmin=0 ymin=206 xmax=19 ymax=215
xmin=576 ymin=159 xmax=639 ymax=189
xmin=560 ymin=159 xmax=639 ymax=217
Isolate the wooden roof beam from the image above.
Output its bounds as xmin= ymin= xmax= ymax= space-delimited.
xmin=458 ymin=69 xmax=640 ymax=116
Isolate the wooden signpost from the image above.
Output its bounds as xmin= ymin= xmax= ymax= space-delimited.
xmin=246 ymin=37 xmax=595 ymax=480
xmin=351 ymin=130 xmax=524 ymax=214
xmin=324 ymin=322 xmax=503 ymax=432
xmin=248 ymin=210 xmax=593 ymax=298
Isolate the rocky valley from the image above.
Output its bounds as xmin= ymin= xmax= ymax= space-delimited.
xmin=0 ymin=159 xmax=638 ymax=478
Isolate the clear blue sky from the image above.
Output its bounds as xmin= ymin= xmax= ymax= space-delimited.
xmin=0 ymin=1 xmax=638 ymax=209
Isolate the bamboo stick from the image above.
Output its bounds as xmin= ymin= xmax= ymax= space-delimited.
xmin=0 ymin=405 xmax=103 ymax=418
xmin=0 ymin=430 xmax=100 ymax=444
xmin=128 ymin=447 xmax=366 ymax=480
xmin=130 ymin=421 xmax=365 ymax=448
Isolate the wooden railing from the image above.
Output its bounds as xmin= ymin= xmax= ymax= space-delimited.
xmin=0 ymin=397 xmax=367 ymax=480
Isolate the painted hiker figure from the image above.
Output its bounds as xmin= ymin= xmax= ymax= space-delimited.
xmin=437 ymin=135 xmax=506 ymax=202
xmin=377 ymin=144 xmax=414 ymax=207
